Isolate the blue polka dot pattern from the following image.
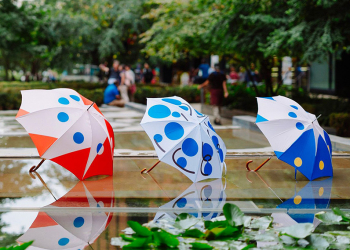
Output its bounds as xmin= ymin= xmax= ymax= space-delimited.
xmin=288 ymin=112 xmax=297 ymax=118
xmin=162 ymin=98 xmax=182 ymax=105
xmin=202 ymin=143 xmax=213 ymax=161
xmin=73 ymin=132 xmax=84 ymax=144
xmin=204 ymin=162 xmax=212 ymax=175
xmin=164 ymin=122 xmax=184 ymax=140
xmin=148 ymin=105 xmax=171 ymax=119
xmin=176 ymin=198 xmax=187 ymax=208
xmin=154 ymin=134 xmax=163 ymax=142
xmin=177 ymin=157 xmax=187 ymax=168
xmin=58 ymin=97 xmax=69 ymax=105
xmin=57 ymin=112 xmax=69 ymax=122
xmin=58 ymin=238 xmax=69 ymax=246
xmin=73 ymin=217 xmax=85 ymax=228
xmin=70 ymin=95 xmax=80 ymax=101
xmin=182 ymin=138 xmax=198 ymax=157
xmin=172 ymin=112 xmax=180 ymax=118
xmin=203 ymin=186 xmax=212 ymax=198
xmin=218 ymin=148 xmax=224 ymax=162
xmin=296 ymin=122 xmax=304 ymax=130
xmin=291 ymin=105 xmax=298 ymax=110
xmin=208 ymin=121 xmax=215 ymax=132
xmin=212 ymin=136 xmax=219 ymax=149
xmin=179 ymin=105 xmax=189 ymax=111
xmin=97 ymin=143 xmax=103 ymax=153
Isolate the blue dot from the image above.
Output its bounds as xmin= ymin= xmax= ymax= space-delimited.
xmin=288 ymin=112 xmax=297 ymax=118
xmin=164 ymin=122 xmax=184 ymax=140
xmin=73 ymin=132 xmax=84 ymax=144
xmin=97 ymin=143 xmax=103 ymax=153
xmin=172 ymin=112 xmax=180 ymax=118
xmin=58 ymin=97 xmax=69 ymax=105
xmin=211 ymin=213 xmax=218 ymax=219
xmin=57 ymin=112 xmax=69 ymax=122
xmin=202 ymin=143 xmax=213 ymax=160
xmin=148 ymin=105 xmax=171 ymax=119
xmin=177 ymin=198 xmax=187 ymax=208
xmin=70 ymin=95 xmax=80 ymax=101
xmin=203 ymin=186 xmax=212 ymax=198
xmin=291 ymin=105 xmax=298 ymax=110
xmin=218 ymin=148 xmax=224 ymax=162
xmin=182 ymin=138 xmax=198 ymax=157
xmin=296 ymin=122 xmax=304 ymax=130
xmin=58 ymin=238 xmax=69 ymax=246
xmin=212 ymin=136 xmax=219 ymax=149
xmin=177 ymin=157 xmax=187 ymax=168
xmin=208 ymin=121 xmax=215 ymax=132
xmin=73 ymin=217 xmax=85 ymax=228
xmin=204 ymin=162 xmax=212 ymax=175
xmin=162 ymin=98 xmax=182 ymax=105
xmin=179 ymin=106 xmax=189 ymax=111
xmin=154 ymin=134 xmax=163 ymax=142
xmin=97 ymin=204 xmax=100 ymax=207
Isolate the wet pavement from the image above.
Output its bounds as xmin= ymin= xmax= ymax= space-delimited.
xmin=1 ymin=104 xmax=350 ymax=249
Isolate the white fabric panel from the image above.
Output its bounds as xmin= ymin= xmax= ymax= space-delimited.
xmin=257 ymin=119 xmax=311 ymax=152
xmin=257 ymin=97 xmax=310 ymax=122
xmin=20 ymin=89 xmax=84 ymax=113
xmin=83 ymin=113 xmax=109 ymax=175
xmin=17 ymin=107 xmax=84 ymax=138
xmin=43 ymin=112 xmax=92 ymax=159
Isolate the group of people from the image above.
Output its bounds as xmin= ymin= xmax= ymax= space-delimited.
xmin=102 ymin=61 xmax=155 ymax=107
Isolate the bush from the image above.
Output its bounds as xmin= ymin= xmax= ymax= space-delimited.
xmin=134 ymin=85 xmax=200 ymax=104
xmin=329 ymin=113 xmax=350 ymax=137
xmin=0 ymin=81 xmax=105 ymax=110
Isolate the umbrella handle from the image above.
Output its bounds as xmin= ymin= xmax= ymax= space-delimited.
xmin=246 ymin=156 xmax=272 ymax=172
xmin=29 ymin=159 xmax=46 ymax=173
xmin=141 ymin=160 xmax=160 ymax=174
xmin=29 ymin=171 xmax=57 ymax=201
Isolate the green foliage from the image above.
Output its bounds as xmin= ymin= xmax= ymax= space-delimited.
xmin=113 ymin=204 xmax=350 ymax=249
xmin=329 ymin=113 xmax=350 ymax=136
xmin=0 ymin=241 xmax=33 ymax=250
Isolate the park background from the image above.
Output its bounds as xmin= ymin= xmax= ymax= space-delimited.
xmin=0 ymin=0 xmax=350 ymax=135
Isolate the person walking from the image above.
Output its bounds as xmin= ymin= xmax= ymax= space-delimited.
xmin=124 ymin=65 xmax=136 ymax=101
xmin=118 ymin=64 xmax=129 ymax=103
xmin=227 ymin=65 xmax=239 ymax=85
xmin=198 ymin=64 xmax=229 ymax=125
xmin=143 ymin=63 xmax=153 ymax=84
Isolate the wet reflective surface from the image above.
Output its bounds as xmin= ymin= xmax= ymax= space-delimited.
xmin=1 ymin=157 xmax=350 ymax=248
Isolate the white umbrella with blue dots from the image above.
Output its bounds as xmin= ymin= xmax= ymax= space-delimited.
xmin=140 ymin=96 xmax=227 ymax=182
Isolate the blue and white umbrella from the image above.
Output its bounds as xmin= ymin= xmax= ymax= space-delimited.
xmin=254 ymin=96 xmax=332 ymax=180
xmin=140 ymin=96 xmax=226 ymax=182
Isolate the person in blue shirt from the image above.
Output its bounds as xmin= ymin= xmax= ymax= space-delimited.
xmin=104 ymin=82 xmax=125 ymax=107
xmin=198 ymin=59 xmax=210 ymax=79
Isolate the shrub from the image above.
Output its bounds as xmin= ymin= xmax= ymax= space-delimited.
xmin=329 ymin=113 xmax=350 ymax=137
xmin=134 ymin=85 xmax=200 ymax=104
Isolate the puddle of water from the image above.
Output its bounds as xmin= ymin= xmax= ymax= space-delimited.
xmin=0 ymin=129 xmax=270 ymax=150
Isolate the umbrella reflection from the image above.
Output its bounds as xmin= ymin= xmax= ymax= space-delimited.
xmin=246 ymin=171 xmax=332 ymax=226
xmin=18 ymin=176 xmax=114 ymax=249
xmin=154 ymin=178 xmax=226 ymax=221
xmin=276 ymin=177 xmax=332 ymax=225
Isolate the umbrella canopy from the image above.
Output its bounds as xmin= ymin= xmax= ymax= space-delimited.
xmin=18 ymin=177 xmax=114 ymax=249
xmin=256 ymin=96 xmax=332 ymax=180
xmin=140 ymin=96 xmax=226 ymax=182
xmin=276 ymin=177 xmax=332 ymax=225
xmin=16 ymin=88 xmax=114 ymax=180
xmin=154 ymin=178 xmax=226 ymax=221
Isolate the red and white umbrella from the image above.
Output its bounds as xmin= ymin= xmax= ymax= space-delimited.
xmin=16 ymin=88 xmax=114 ymax=180
xmin=18 ymin=177 xmax=114 ymax=249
